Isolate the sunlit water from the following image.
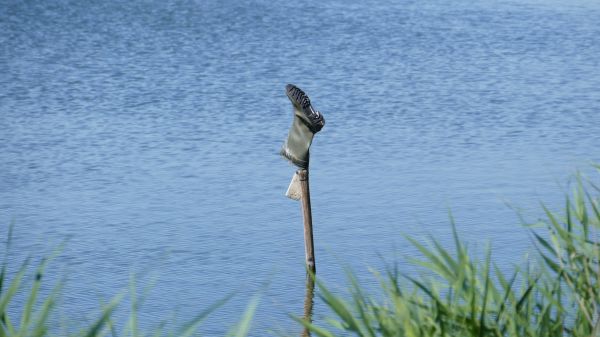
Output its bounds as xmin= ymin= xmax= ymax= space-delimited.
xmin=2 ymin=0 xmax=600 ymax=334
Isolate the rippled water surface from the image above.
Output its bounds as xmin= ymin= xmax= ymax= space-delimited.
xmin=2 ymin=0 xmax=600 ymax=334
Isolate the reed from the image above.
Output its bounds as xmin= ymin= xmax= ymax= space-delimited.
xmin=0 ymin=226 xmax=257 ymax=337
xmin=299 ymin=172 xmax=600 ymax=337
xmin=4 ymin=169 xmax=600 ymax=336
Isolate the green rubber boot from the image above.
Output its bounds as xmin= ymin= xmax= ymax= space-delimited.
xmin=280 ymin=84 xmax=325 ymax=168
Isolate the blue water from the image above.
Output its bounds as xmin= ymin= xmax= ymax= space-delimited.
xmin=2 ymin=0 xmax=600 ymax=334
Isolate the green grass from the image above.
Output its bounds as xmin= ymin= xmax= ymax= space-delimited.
xmin=300 ymin=171 xmax=600 ymax=337
xmin=4 ymin=169 xmax=600 ymax=336
xmin=0 ymin=226 xmax=258 ymax=337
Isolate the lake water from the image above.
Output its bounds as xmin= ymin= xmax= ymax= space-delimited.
xmin=2 ymin=0 xmax=600 ymax=334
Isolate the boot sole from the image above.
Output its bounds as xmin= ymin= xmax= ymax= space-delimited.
xmin=285 ymin=84 xmax=324 ymax=133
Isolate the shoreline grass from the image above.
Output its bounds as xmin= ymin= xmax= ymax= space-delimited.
xmin=0 ymin=228 xmax=257 ymax=337
xmin=300 ymin=172 xmax=600 ymax=337
xmin=3 ymin=169 xmax=600 ymax=336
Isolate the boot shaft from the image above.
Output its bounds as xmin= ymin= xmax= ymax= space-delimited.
xmin=281 ymin=85 xmax=325 ymax=169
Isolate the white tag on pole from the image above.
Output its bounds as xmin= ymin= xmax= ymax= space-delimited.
xmin=285 ymin=172 xmax=302 ymax=200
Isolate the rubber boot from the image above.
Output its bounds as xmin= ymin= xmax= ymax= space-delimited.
xmin=280 ymin=84 xmax=325 ymax=168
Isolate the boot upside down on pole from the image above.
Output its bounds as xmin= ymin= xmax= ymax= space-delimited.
xmin=280 ymin=84 xmax=325 ymax=273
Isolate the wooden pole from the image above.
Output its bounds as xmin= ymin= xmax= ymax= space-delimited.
xmin=297 ymin=169 xmax=316 ymax=272
xmin=301 ymin=273 xmax=315 ymax=337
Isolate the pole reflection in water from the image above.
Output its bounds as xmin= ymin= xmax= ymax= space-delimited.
xmin=301 ymin=273 xmax=315 ymax=337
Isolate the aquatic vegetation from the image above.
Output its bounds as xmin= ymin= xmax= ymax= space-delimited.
xmin=4 ymin=169 xmax=600 ymax=336
xmin=0 ymin=226 xmax=257 ymax=337
xmin=300 ymin=172 xmax=600 ymax=337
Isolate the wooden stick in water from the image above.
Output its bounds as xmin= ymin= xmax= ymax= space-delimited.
xmin=301 ymin=273 xmax=315 ymax=337
xmin=298 ymin=169 xmax=316 ymax=272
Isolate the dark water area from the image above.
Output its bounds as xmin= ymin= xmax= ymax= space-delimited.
xmin=1 ymin=0 xmax=600 ymax=334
